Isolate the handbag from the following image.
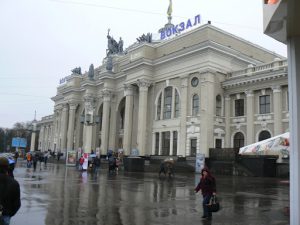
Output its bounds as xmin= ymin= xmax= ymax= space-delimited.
xmin=207 ymin=195 xmax=220 ymax=212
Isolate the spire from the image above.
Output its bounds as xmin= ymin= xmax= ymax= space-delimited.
xmin=33 ymin=110 xmax=37 ymax=122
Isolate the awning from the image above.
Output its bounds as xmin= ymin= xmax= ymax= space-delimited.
xmin=239 ymin=132 xmax=289 ymax=158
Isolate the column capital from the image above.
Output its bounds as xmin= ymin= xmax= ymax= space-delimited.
xmin=245 ymin=89 xmax=254 ymax=97
xmin=68 ymin=101 xmax=79 ymax=110
xmin=137 ymin=79 xmax=152 ymax=91
xmin=62 ymin=103 xmax=69 ymax=111
xmin=225 ymin=94 xmax=231 ymax=101
xmin=272 ymin=85 xmax=282 ymax=93
xmin=124 ymin=84 xmax=134 ymax=96
xmin=101 ymin=89 xmax=112 ymax=102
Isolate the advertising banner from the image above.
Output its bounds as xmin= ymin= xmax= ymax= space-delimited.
xmin=12 ymin=137 xmax=27 ymax=148
xmin=66 ymin=150 xmax=76 ymax=166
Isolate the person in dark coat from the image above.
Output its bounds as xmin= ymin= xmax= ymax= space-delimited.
xmin=0 ymin=157 xmax=21 ymax=225
xmin=194 ymin=167 xmax=216 ymax=220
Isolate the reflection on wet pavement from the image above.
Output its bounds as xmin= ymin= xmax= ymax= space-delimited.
xmin=11 ymin=161 xmax=289 ymax=225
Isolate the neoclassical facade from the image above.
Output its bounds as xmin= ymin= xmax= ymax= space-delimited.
xmin=37 ymin=24 xmax=288 ymax=158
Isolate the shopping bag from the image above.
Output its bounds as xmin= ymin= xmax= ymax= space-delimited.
xmin=207 ymin=195 xmax=220 ymax=212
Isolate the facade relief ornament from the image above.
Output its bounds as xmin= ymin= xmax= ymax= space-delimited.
xmin=84 ymin=94 xmax=97 ymax=114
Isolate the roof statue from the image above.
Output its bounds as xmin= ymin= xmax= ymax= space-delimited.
xmin=88 ymin=64 xmax=94 ymax=80
xmin=106 ymin=29 xmax=124 ymax=56
xmin=137 ymin=33 xmax=152 ymax=43
xmin=71 ymin=67 xmax=81 ymax=75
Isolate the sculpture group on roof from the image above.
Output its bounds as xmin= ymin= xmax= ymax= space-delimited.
xmin=71 ymin=67 xmax=81 ymax=75
xmin=136 ymin=33 xmax=152 ymax=43
xmin=106 ymin=29 xmax=124 ymax=56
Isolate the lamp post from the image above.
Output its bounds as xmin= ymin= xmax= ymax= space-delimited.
xmin=80 ymin=113 xmax=100 ymax=154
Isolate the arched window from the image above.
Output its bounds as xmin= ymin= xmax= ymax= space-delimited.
xmin=163 ymin=87 xmax=172 ymax=119
xmin=258 ymin=130 xmax=271 ymax=141
xmin=216 ymin=95 xmax=222 ymax=116
xmin=233 ymin=132 xmax=244 ymax=148
xmin=192 ymin=94 xmax=199 ymax=116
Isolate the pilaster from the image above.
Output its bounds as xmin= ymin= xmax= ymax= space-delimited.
xmin=245 ymin=90 xmax=254 ymax=144
xmin=179 ymin=75 xmax=188 ymax=156
xmin=224 ymin=95 xmax=231 ymax=147
xmin=272 ymin=85 xmax=282 ymax=135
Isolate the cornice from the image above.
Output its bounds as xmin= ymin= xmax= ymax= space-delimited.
xmin=222 ymin=72 xmax=287 ymax=89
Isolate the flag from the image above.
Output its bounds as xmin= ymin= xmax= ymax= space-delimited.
xmin=167 ymin=0 xmax=172 ymax=16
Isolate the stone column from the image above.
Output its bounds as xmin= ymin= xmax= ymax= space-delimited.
xmin=179 ymin=75 xmax=188 ymax=156
xmin=30 ymin=121 xmax=37 ymax=151
xmin=83 ymin=95 xmax=96 ymax=153
xmin=123 ymin=85 xmax=134 ymax=155
xmin=137 ymin=79 xmax=151 ymax=156
xmin=60 ymin=104 xmax=69 ymax=153
xmin=101 ymin=90 xmax=111 ymax=155
xmin=288 ymin=36 xmax=300 ymax=224
xmin=108 ymin=99 xmax=117 ymax=151
xmin=67 ymin=103 xmax=78 ymax=151
xmin=224 ymin=95 xmax=231 ymax=147
xmin=245 ymin=90 xmax=254 ymax=145
xmin=272 ymin=85 xmax=282 ymax=135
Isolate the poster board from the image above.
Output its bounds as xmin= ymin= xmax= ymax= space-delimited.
xmin=66 ymin=150 xmax=76 ymax=166
xmin=195 ymin=153 xmax=205 ymax=173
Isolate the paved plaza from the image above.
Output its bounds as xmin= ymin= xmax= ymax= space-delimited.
xmin=10 ymin=160 xmax=289 ymax=225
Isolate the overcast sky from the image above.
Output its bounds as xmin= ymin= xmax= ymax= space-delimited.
xmin=0 ymin=0 xmax=287 ymax=128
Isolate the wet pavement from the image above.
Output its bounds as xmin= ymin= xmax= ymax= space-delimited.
xmin=10 ymin=160 xmax=289 ymax=225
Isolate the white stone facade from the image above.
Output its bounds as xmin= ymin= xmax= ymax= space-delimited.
xmin=37 ymin=24 xmax=288 ymax=157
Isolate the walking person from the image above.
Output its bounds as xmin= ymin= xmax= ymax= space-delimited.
xmin=194 ymin=167 xmax=217 ymax=220
xmin=0 ymin=157 xmax=21 ymax=225
xmin=33 ymin=154 xmax=39 ymax=172
xmin=93 ymin=155 xmax=101 ymax=173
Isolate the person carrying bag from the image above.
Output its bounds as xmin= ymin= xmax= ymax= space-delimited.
xmin=194 ymin=167 xmax=218 ymax=220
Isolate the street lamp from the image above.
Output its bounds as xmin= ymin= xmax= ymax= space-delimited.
xmin=80 ymin=114 xmax=101 ymax=125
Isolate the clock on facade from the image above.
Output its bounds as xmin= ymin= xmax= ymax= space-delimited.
xmin=191 ymin=77 xmax=199 ymax=87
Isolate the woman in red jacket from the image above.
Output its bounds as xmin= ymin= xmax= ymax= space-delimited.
xmin=194 ymin=167 xmax=216 ymax=220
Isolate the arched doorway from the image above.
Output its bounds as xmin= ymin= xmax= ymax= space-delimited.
xmin=233 ymin=132 xmax=245 ymax=148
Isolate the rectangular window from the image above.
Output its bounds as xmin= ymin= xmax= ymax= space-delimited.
xmin=173 ymin=131 xmax=177 ymax=155
xmin=155 ymin=133 xmax=159 ymax=155
xmin=259 ymin=95 xmax=270 ymax=114
xmin=190 ymin=138 xmax=197 ymax=156
xmin=215 ymin=139 xmax=222 ymax=148
xmin=162 ymin=131 xmax=170 ymax=155
xmin=235 ymin=99 xmax=244 ymax=116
